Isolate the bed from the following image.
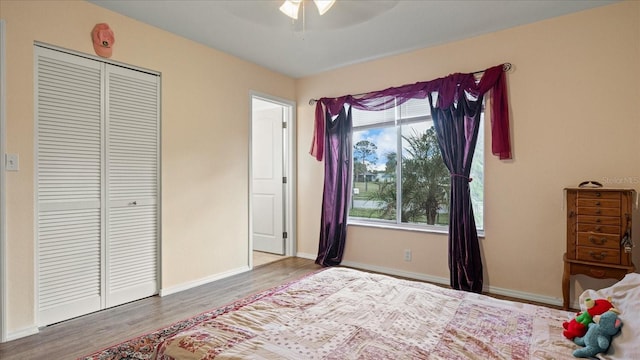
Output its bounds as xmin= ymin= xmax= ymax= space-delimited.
xmin=85 ymin=267 xmax=639 ymax=359
xmin=140 ymin=267 xmax=638 ymax=360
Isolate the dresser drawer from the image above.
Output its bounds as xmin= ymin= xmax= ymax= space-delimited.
xmin=567 ymin=261 xmax=632 ymax=279
xmin=576 ymin=247 xmax=620 ymax=264
xmin=576 ymin=207 xmax=620 ymax=216
xmin=577 ymin=198 xmax=620 ymax=208
xmin=577 ymin=223 xmax=620 ymax=235
xmin=576 ymin=215 xmax=621 ymax=226
xmin=577 ymin=232 xmax=620 ymax=249
xmin=577 ymin=191 xmax=621 ymax=200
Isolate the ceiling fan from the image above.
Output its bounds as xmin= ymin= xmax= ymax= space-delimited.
xmin=279 ymin=0 xmax=336 ymax=20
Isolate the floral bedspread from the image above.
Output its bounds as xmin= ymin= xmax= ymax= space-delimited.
xmin=152 ymin=267 xmax=577 ymax=360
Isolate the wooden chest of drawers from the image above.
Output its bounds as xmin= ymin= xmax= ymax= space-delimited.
xmin=562 ymin=188 xmax=636 ymax=309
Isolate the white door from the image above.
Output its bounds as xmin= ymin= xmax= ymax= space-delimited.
xmin=105 ymin=64 xmax=159 ymax=307
xmin=35 ymin=48 xmax=104 ymax=325
xmin=251 ymin=98 xmax=284 ymax=255
xmin=35 ymin=46 xmax=159 ymax=326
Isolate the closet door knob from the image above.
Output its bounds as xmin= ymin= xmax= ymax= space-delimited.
xmin=129 ymin=201 xmax=137 ymax=206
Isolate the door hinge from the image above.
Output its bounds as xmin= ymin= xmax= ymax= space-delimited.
xmin=282 ymin=121 xmax=287 ymax=129
xmin=283 ymin=176 xmax=287 ymax=184
xmin=283 ymin=231 xmax=288 ymax=239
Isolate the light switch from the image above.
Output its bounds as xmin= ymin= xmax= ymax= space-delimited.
xmin=5 ymin=153 xmax=19 ymax=171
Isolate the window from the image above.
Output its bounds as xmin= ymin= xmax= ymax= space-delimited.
xmin=349 ymin=98 xmax=484 ymax=232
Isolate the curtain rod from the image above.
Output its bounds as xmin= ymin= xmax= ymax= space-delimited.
xmin=308 ymin=62 xmax=512 ymax=105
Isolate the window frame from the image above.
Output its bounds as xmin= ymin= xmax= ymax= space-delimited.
xmin=347 ymin=99 xmax=485 ymax=236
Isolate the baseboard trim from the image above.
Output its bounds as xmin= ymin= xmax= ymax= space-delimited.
xmin=340 ymin=260 xmax=450 ymax=286
xmin=485 ymin=284 xmax=564 ymax=308
xmin=295 ymin=252 xmax=316 ymax=260
xmin=159 ymin=265 xmax=250 ymax=297
xmin=340 ymin=260 xmax=564 ymax=308
xmin=6 ymin=325 xmax=39 ymax=342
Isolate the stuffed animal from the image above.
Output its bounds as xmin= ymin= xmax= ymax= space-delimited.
xmin=573 ymin=310 xmax=622 ymax=358
xmin=562 ymin=297 xmax=615 ymax=339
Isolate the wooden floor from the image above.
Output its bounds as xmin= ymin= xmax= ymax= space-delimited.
xmin=0 ymin=257 xmax=321 ymax=360
xmin=253 ymin=250 xmax=287 ymax=267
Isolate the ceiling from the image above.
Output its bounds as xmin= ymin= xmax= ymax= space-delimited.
xmin=88 ymin=0 xmax=617 ymax=78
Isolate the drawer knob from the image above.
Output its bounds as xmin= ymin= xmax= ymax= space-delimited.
xmin=595 ymin=218 xmax=601 ymax=223
xmin=589 ymin=269 xmax=606 ymax=278
xmin=595 ymin=209 xmax=601 ymax=214
xmin=596 ymin=192 xmax=601 ymax=197
xmin=589 ymin=236 xmax=607 ymax=245
xmin=589 ymin=251 xmax=607 ymax=260
xmin=595 ymin=226 xmax=602 ymax=231
xmin=595 ymin=201 xmax=601 ymax=206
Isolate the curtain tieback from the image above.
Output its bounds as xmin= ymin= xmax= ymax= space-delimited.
xmin=451 ymin=173 xmax=473 ymax=182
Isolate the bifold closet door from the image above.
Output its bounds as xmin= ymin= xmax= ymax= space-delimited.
xmin=36 ymin=47 xmax=104 ymax=326
xmin=105 ymin=64 xmax=159 ymax=307
xmin=36 ymin=47 xmax=159 ymax=326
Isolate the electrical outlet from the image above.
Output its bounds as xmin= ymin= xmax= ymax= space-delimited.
xmin=403 ymin=249 xmax=412 ymax=262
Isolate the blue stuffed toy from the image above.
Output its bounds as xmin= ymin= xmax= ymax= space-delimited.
xmin=573 ymin=310 xmax=622 ymax=358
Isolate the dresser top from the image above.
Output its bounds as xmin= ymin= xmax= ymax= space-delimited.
xmin=565 ymin=187 xmax=636 ymax=193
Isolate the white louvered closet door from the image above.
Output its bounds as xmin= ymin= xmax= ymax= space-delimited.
xmin=36 ymin=47 xmax=104 ymax=326
xmin=105 ymin=65 xmax=159 ymax=307
xmin=36 ymin=46 xmax=159 ymax=326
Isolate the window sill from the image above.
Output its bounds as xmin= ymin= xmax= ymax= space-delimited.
xmin=347 ymin=218 xmax=485 ymax=238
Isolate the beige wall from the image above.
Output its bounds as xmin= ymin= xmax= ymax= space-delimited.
xmin=296 ymin=1 xmax=640 ymax=303
xmin=1 ymin=0 xmax=295 ymax=335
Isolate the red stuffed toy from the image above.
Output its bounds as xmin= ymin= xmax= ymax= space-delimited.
xmin=562 ymin=297 xmax=615 ymax=340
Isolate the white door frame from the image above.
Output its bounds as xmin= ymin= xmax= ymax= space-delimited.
xmin=248 ymin=92 xmax=296 ymax=267
xmin=0 ymin=19 xmax=7 ymax=343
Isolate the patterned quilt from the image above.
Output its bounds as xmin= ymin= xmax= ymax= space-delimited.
xmin=151 ymin=267 xmax=578 ymax=359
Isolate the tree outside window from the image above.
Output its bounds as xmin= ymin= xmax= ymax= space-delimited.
xmin=353 ymin=140 xmax=377 ymax=191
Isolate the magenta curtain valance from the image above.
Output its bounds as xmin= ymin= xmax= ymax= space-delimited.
xmin=309 ymin=64 xmax=512 ymax=161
